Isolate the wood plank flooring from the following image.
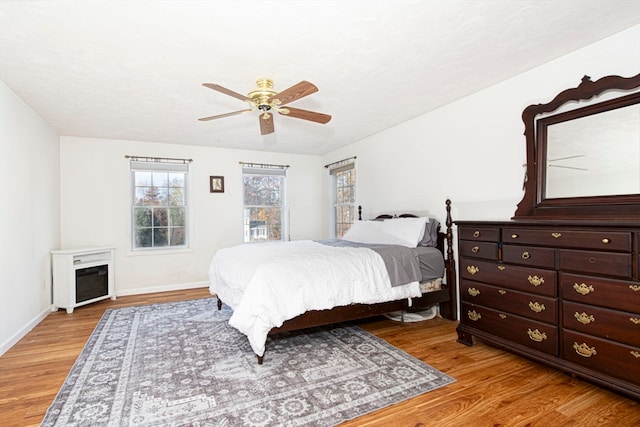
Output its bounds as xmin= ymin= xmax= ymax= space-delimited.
xmin=1 ymin=288 xmax=638 ymax=426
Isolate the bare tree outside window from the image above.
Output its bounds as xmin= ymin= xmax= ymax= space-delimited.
xmin=243 ymin=168 xmax=287 ymax=242
xmin=333 ymin=166 xmax=356 ymax=238
xmin=132 ymin=169 xmax=187 ymax=249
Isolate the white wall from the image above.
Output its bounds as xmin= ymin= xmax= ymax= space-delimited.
xmin=322 ymin=25 xmax=640 ymax=230
xmin=3 ymin=25 xmax=638 ymax=355
xmin=59 ymin=137 xmax=323 ymax=295
xmin=0 ymin=81 xmax=60 ymax=355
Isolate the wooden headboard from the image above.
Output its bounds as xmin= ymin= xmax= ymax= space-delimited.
xmin=355 ymin=203 xmax=450 ymax=257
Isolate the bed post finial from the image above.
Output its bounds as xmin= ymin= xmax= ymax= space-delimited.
xmin=443 ymin=199 xmax=457 ymax=320
xmin=358 ymin=205 xmax=362 ymax=221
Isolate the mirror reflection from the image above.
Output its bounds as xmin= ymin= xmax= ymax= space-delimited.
xmin=543 ymin=102 xmax=640 ymax=199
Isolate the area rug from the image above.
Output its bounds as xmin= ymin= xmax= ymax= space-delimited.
xmin=41 ymin=298 xmax=454 ymax=426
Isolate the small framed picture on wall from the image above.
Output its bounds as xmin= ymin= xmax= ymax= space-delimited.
xmin=210 ymin=176 xmax=224 ymax=193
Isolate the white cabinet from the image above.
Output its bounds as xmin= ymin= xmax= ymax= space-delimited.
xmin=51 ymin=247 xmax=115 ymax=313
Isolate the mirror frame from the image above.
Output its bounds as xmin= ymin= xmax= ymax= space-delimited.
xmin=514 ymin=73 xmax=640 ymax=220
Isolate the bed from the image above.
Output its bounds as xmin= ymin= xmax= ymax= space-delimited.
xmin=208 ymin=199 xmax=457 ymax=364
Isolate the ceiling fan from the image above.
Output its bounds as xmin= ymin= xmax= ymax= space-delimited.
xmin=198 ymin=78 xmax=332 ymax=135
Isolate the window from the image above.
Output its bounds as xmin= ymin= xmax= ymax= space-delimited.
xmin=130 ymin=158 xmax=190 ymax=250
xmin=242 ymin=163 xmax=288 ymax=242
xmin=329 ymin=160 xmax=356 ymax=238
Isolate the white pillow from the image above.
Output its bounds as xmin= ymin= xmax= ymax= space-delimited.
xmin=378 ymin=217 xmax=428 ymax=248
xmin=341 ymin=220 xmax=382 ymax=244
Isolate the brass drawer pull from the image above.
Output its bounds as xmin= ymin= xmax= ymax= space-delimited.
xmin=466 ymin=265 xmax=479 ymax=275
xmin=467 ymin=310 xmax=481 ymax=321
xmin=473 ymin=231 xmax=481 ymax=238
xmin=601 ymin=238 xmax=610 ymax=244
xmin=499 ymin=314 xmax=507 ymax=319
xmin=529 ymin=301 xmax=545 ymax=313
xmin=498 ymin=289 xmax=507 ymax=295
xmin=471 ymin=245 xmax=480 ymax=253
xmin=632 ymin=351 xmax=640 ymax=359
xmin=573 ymin=283 xmax=594 ymax=295
xmin=630 ymin=318 xmax=640 ymax=325
xmin=511 ymin=234 xmax=519 ymax=239
xmin=497 ymin=265 xmax=506 ymax=271
xmin=630 ymin=285 xmax=640 ymax=292
xmin=574 ymin=312 xmax=595 ymax=325
xmin=573 ymin=342 xmax=596 ymax=358
xmin=528 ymin=275 xmax=544 ymax=286
xmin=521 ymin=251 xmax=531 ymax=260
xmin=551 ymin=232 xmax=562 ymax=238
xmin=467 ymin=287 xmax=480 ymax=297
xmin=527 ymin=328 xmax=547 ymax=342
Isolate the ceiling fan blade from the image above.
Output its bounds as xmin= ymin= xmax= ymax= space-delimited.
xmin=268 ymin=81 xmax=318 ymax=106
xmin=279 ymin=106 xmax=332 ymax=124
xmin=198 ymin=109 xmax=252 ymax=121
xmin=202 ymin=83 xmax=251 ymax=102
xmin=260 ymin=113 xmax=275 ymax=135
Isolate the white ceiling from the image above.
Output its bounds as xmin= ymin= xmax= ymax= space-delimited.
xmin=1 ymin=1 xmax=639 ymax=156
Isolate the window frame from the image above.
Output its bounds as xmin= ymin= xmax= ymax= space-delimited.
xmin=129 ymin=159 xmax=191 ymax=253
xmin=241 ymin=164 xmax=288 ymax=243
xmin=329 ymin=160 xmax=356 ymax=239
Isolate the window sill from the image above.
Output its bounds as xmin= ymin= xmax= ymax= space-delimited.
xmin=127 ymin=247 xmax=193 ymax=257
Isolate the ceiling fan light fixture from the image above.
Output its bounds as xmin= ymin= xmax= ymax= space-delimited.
xmin=248 ymin=78 xmax=277 ymax=104
xmin=200 ymin=78 xmax=331 ymax=135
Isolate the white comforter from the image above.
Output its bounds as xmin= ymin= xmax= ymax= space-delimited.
xmin=208 ymin=240 xmax=421 ymax=356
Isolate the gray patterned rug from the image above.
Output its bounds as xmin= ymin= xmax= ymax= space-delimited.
xmin=41 ymin=298 xmax=454 ymax=426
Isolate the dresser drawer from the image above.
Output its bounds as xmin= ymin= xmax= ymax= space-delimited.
xmin=559 ymin=249 xmax=632 ymax=278
xmin=461 ymin=302 xmax=558 ymax=355
xmin=461 ymin=279 xmax=557 ymax=323
xmin=504 ymin=228 xmax=631 ymax=251
xmin=459 ymin=240 xmax=498 ymax=260
xmin=502 ymin=245 xmax=555 ymax=268
xmin=458 ymin=226 xmax=499 ymax=242
xmin=460 ymin=258 xmax=557 ymax=297
xmin=560 ymin=273 xmax=640 ymax=313
xmin=562 ymin=330 xmax=640 ymax=385
xmin=562 ymin=301 xmax=640 ymax=347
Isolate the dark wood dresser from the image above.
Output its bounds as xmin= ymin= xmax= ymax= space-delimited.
xmin=456 ymin=220 xmax=640 ymax=399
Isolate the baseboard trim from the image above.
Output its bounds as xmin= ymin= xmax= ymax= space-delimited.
xmin=0 ymin=307 xmax=50 ymax=357
xmin=0 ymin=281 xmax=211 ymax=357
xmin=115 ymin=281 xmax=210 ymax=297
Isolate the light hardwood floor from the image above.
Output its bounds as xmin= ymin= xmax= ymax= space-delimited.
xmin=1 ymin=288 xmax=638 ymax=426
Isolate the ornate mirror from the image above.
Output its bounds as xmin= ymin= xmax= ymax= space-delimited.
xmin=514 ymin=73 xmax=640 ymax=220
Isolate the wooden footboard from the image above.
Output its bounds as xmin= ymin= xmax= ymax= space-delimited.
xmin=216 ymin=199 xmax=458 ymax=364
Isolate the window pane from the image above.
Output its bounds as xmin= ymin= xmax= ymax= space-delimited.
xmin=153 ymin=228 xmax=168 ymax=246
xmin=243 ymin=175 xmax=283 ymax=206
xmin=135 ymin=208 xmax=152 ymax=227
xmin=170 ymin=227 xmax=185 ymax=246
xmin=155 ymin=187 xmax=169 ymax=205
xmin=152 ymin=172 xmax=169 ymax=187
xmin=244 ymin=207 xmax=282 ymax=242
xmin=134 ymin=187 xmax=150 ymax=205
xmin=135 ymin=228 xmax=152 ymax=247
xmin=169 ymin=187 xmax=184 ymax=206
xmin=135 ymin=172 xmax=152 ymax=186
xmin=153 ymin=208 xmax=168 ymax=226
xmin=169 ymin=207 xmax=185 ymax=226
xmin=169 ymin=173 xmax=184 ymax=188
